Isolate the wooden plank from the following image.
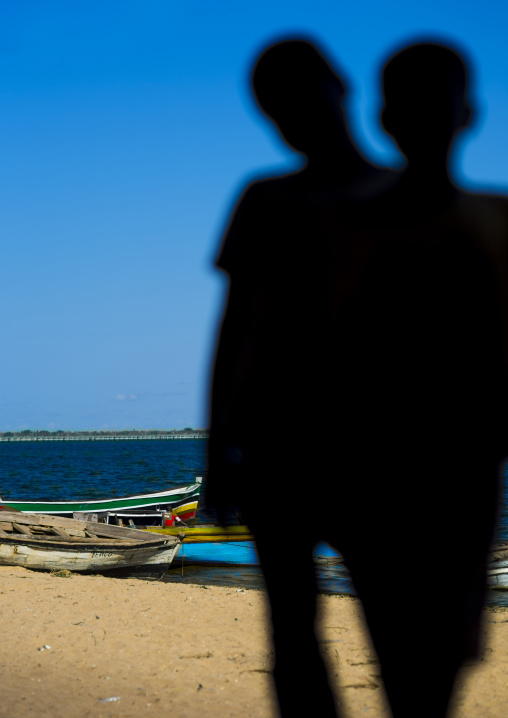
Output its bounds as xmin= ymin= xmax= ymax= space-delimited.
xmin=0 ymin=512 xmax=41 ymax=526
xmin=49 ymin=526 xmax=70 ymax=538
xmin=27 ymin=526 xmax=85 ymax=538
xmin=6 ymin=535 xmax=137 ymax=544
xmin=0 ymin=511 xmax=87 ymax=532
xmin=30 ymin=525 xmax=54 ymax=533
xmin=31 ymin=525 xmax=82 ymax=536
xmin=13 ymin=522 xmax=33 ymax=535
xmin=73 ymin=512 xmax=100 ymax=523
xmin=87 ymin=523 xmax=162 ymax=541
xmin=0 ymin=510 xmax=171 ymax=544
xmin=0 ymin=521 xmax=13 ymax=532
xmin=61 ymin=528 xmax=87 ymax=537
xmin=37 ymin=536 xmax=137 ymax=544
xmin=0 ymin=528 xmax=10 ymax=537
xmin=37 ymin=515 xmax=87 ymax=531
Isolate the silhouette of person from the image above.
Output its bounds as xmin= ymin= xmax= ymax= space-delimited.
xmin=207 ymin=36 xmax=508 ymax=718
xmin=206 ymin=38 xmax=393 ymax=718
xmin=319 ymin=41 xmax=508 ymax=718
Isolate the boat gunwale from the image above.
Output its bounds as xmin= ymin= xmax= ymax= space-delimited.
xmin=0 ymin=510 xmax=184 ymax=548
xmin=0 ymin=533 xmax=178 ymax=551
xmin=1 ymin=482 xmax=201 ymax=508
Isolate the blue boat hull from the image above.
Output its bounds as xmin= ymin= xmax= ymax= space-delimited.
xmin=176 ymin=540 xmax=342 ymax=567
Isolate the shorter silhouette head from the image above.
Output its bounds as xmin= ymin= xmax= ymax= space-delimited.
xmin=381 ymin=42 xmax=473 ymax=171
xmin=252 ymin=39 xmax=352 ymax=160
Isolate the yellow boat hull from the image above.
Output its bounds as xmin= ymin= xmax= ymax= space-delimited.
xmin=142 ymin=525 xmax=253 ymax=543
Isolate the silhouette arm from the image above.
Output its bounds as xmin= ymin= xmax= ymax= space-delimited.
xmin=210 ymin=184 xmax=263 ymax=429
xmin=471 ymin=195 xmax=508 ymax=373
xmin=206 ymin=185 xmax=265 ymax=519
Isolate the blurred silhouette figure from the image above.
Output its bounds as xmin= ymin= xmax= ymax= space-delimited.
xmin=206 ymin=38 xmax=393 ymax=718
xmin=207 ymin=37 xmax=508 ymax=718
xmin=320 ymin=41 xmax=508 ymax=718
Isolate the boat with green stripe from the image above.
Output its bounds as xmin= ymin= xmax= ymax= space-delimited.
xmin=0 ymin=478 xmax=202 ymax=517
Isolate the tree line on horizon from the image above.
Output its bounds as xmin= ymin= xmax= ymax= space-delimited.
xmin=0 ymin=428 xmax=209 ymax=437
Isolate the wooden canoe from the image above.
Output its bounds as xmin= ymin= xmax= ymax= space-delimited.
xmin=0 ymin=478 xmax=202 ymax=522
xmin=0 ymin=511 xmax=184 ymax=573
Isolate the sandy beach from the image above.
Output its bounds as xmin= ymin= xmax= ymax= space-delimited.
xmin=1 ymin=565 xmax=508 ymax=718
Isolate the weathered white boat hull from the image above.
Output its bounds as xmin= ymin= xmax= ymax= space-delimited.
xmin=487 ymin=544 xmax=508 ymax=590
xmin=0 ymin=539 xmax=182 ymax=572
xmin=487 ymin=559 xmax=508 ymax=589
xmin=0 ymin=511 xmax=184 ymax=573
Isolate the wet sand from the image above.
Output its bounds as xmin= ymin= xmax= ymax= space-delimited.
xmin=1 ymin=565 xmax=508 ymax=718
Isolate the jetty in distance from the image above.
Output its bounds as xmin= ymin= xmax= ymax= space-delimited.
xmin=0 ymin=429 xmax=209 ymax=442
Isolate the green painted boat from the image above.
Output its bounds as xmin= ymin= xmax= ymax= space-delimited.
xmin=0 ymin=478 xmax=202 ymax=518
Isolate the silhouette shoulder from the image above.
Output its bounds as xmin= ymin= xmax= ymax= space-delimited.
xmin=216 ymin=171 xmax=304 ymax=277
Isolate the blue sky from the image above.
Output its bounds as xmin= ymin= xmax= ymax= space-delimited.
xmin=1 ymin=0 xmax=507 ymax=431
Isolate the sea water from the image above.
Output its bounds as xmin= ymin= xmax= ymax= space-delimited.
xmin=0 ymin=439 xmax=206 ymax=501
xmin=1 ymin=439 xmax=507 ymax=605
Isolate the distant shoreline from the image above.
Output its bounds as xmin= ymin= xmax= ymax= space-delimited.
xmin=0 ymin=430 xmax=209 ymax=442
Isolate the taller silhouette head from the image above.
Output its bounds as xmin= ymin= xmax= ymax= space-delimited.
xmin=251 ymin=39 xmax=353 ymax=162
xmin=381 ymin=42 xmax=473 ymax=173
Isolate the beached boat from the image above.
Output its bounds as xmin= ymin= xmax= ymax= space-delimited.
xmin=487 ymin=543 xmax=508 ymax=589
xmin=0 ymin=510 xmax=184 ymax=573
xmin=100 ymin=509 xmax=186 ymax=527
xmin=142 ymin=524 xmax=257 ymax=564
xmin=0 ymin=478 xmax=202 ymax=524
xmin=144 ymin=524 xmax=254 ymax=542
